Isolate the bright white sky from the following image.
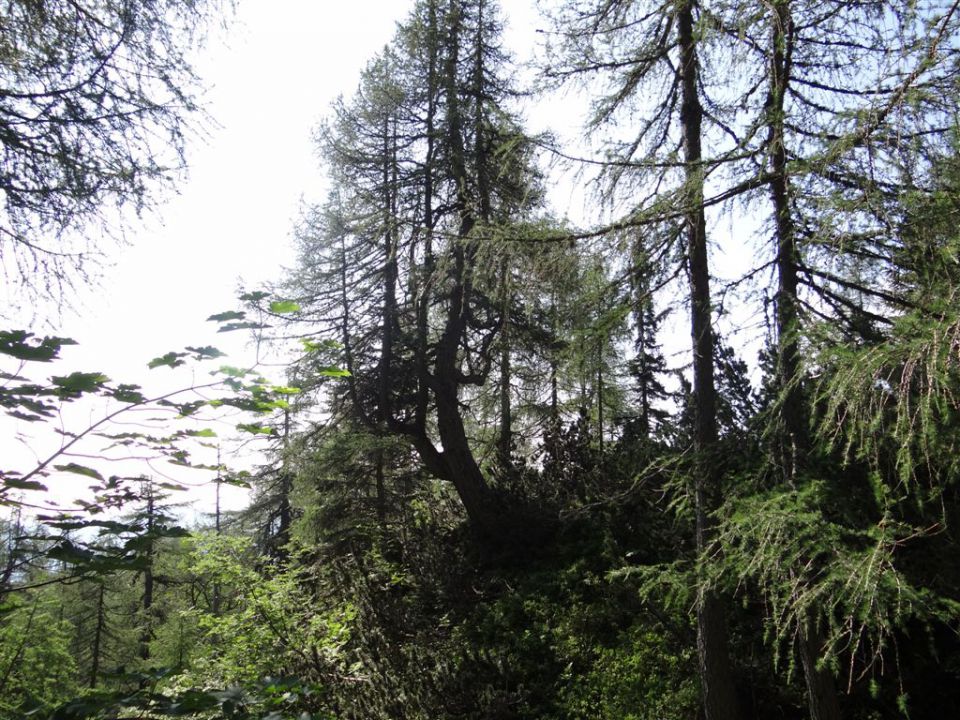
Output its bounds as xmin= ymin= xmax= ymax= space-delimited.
xmin=5 ymin=0 xmax=559 ymax=521
xmin=60 ymin=0 xmax=556 ymax=370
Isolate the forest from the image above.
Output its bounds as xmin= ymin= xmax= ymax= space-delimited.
xmin=2 ymin=0 xmax=960 ymax=719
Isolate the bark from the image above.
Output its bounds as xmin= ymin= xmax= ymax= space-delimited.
xmin=90 ymin=583 xmax=105 ymax=688
xmin=596 ymin=340 xmax=604 ymax=452
xmin=213 ymin=447 xmax=221 ymax=616
xmin=273 ymin=409 xmax=293 ymax=560
xmin=379 ymin=108 xmax=400 ymax=423
xmin=375 ymin=446 xmax=387 ymax=529
xmin=139 ymin=486 xmax=155 ymax=666
xmin=677 ymin=3 xmax=741 ymax=719
xmin=418 ymin=0 xmax=498 ymax=536
xmin=550 ymin=294 xmax=560 ymax=425
xmin=799 ymin=615 xmax=842 ymax=720
xmin=415 ymin=0 xmax=438 ymax=434
xmin=768 ymin=0 xmax=806 ymax=486
xmin=498 ymin=262 xmax=512 ymax=467
xmin=767 ymin=4 xmax=841 ymax=718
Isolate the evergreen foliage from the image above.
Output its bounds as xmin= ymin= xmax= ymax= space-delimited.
xmin=4 ymin=1 xmax=960 ymax=719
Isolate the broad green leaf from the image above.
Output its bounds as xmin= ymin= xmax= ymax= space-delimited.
xmin=0 ymin=330 xmax=76 ymax=362
xmin=216 ymin=321 xmax=267 ymax=333
xmin=111 ymin=384 xmax=146 ymax=404
xmin=37 ymin=517 xmax=136 ymax=533
xmin=301 ymin=337 xmax=341 ymax=353
xmin=148 ymin=351 xmax=187 ymax=369
xmin=186 ymin=345 xmax=227 ymax=360
xmin=46 ymin=539 xmax=96 ymax=564
xmin=317 ymin=366 xmax=351 ymax=377
xmin=52 ymin=372 xmax=110 ymax=397
xmin=3 ymin=477 xmax=48 ymax=492
xmin=206 ymin=310 xmax=246 ymax=323
xmin=54 ymin=463 xmax=105 ymax=481
xmin=237 ymin=423 xmax=276 ymax=436
xmin=158 ymin=399 xmax=206 ymax=417
xmin=239 ymin=290 xmax=270 ymax=303
xmin=6 ymin=410 xmax=48 ymax=422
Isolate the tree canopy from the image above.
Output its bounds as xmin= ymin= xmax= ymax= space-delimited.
xmin=0 ymin=0 xmax=227 ymax=305
xmin=3 ymin=1 xmax=960 ymax=719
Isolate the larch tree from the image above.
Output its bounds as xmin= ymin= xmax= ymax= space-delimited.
xmin=0 ymin=0 xmax=228 ymax=306
xmin=288 ymin=0 xmax=545 ymax=539
xmin=711 ymin=3 xmax=960 ymax=716
xmin=541 ymin=1 xmax=747 ymax=717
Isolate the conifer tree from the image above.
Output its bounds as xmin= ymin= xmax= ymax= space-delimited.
xmin=289 ymin=0 xmax=544 ymax=538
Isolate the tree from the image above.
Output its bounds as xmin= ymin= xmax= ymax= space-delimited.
xmin=626 ymin=238 xmax=670 ymax=442
xmin=0 ymin=0 xmax=228 ymax=305
xmin=543 ymin=2 xmax=745 ymax=716
xmin=289 ymin=0 xmax=545 ymax=538
xmin=723 ymin=4 xmax=960 ymax=716
xmin=0 ymin=590 xmax=78 ymax=718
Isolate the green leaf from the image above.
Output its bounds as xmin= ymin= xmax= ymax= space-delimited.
xmin=301 ymin=337 xmax=341 ymax=353
xmin=206 ymin=310 xmax=246 ymax=323
xmin=3 ymin=477 xmax=48 ymax=492
xmin=186 ymin=345 xmax=227 ymax=360
xmin=158 ymin=399 xmax=206 ymax=417
xmin=37 ymin=517 xmax=136 ymax=534
xmin=54 ymin=463 xmax=105 ymax=482
xmin=317 ymin=366 xmax=351 ymax=377
xmin=239 ymin=290 xmax=270 ymax=303
xmin=186 ymin=428 xmax=218 ymax=438
xmin=268 ymin=300 xmax=301 ymax=314
xmin=0 ymin=330 xmax=76 ymax=362
xmin=236 ymin=423 xmax=276 ymax=436
xmin=46 ymin=539 xmax=97 ymax=564
xmin=6 ymin=410 xmax=48 ymax=422
xmin=52 ymin=372 xmax=110 ymax=397
xmin=148 ymin=351 xmax=187 ymax=369
xmin=111 ymin=384 xmax=146 ymax=404
xmin=217 ymin=321 xmax=267 ymax=333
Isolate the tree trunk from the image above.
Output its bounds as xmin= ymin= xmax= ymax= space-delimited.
xmin=213 ymin=447 xmax=222 ymax=616
xmin=799 ymin=615 xmax=842 ymax=720
xmin=89 ymin=583 xmax=105 ymax=688
xmin=596 ymin=339 xmax=604 ymax=452
xmin=766 ymin=4 xmax=842 ymax=718
xmin=375 ymin=446 xmax=387 ymax=530
xmin=677 ymin=3 xmax=741 ymax=719
xmin=139 ymin=483 xmax=155 ymax=668
xmin=422 ymin=0 xmax=498 ymax=536
xmin=498 ymin=301 xmax=512 ymax=468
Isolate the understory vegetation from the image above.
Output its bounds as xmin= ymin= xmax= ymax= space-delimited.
xmin=3 ymin=1 xmax=960 ymax=719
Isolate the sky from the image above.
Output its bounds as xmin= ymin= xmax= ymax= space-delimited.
xmin=2 ymin=0 xmax=771 ymax=526
xmin=4 ymin=0 xmax=555 ymax=521
xmin=51 ymin=0 xmax=556 ymax=370
xmin=64 ymin=2 xmax=425 ymax=369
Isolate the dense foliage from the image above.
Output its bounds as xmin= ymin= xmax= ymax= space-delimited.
xmin=3 ymin=1 xmax=960 ymax=719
